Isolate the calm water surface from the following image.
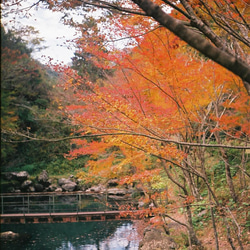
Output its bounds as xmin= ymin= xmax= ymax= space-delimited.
xmin=1 ymin=221 xmax=140 ymax=250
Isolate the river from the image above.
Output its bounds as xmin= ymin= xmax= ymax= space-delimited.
xmin=1 ymin=221 xmax=141 ymax=250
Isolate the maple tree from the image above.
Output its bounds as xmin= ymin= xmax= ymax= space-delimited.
xmin=2 ymin=1 xmax=250 ymax=248
xmin=2 ymin=1 xmax=250 ymax=93
xmin=4 ymin=0 xmax=249 ymax=93
xmin=60 ymin=25 xmax=249 ymax=248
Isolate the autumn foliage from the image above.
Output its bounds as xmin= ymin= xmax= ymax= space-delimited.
xmin=2 ymin=0 xmax=250 ymax=248
xmin=35 ymin=0 xmax=250 ymax=245
xmin=59 ymin=22 xmax=250 ymax=248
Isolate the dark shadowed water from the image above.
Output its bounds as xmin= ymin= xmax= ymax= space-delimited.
xmin=1 ymin=221 xmax=140 ymax=250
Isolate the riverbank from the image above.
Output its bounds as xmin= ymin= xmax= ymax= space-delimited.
xmin=1 ymin=170 xmax=138 ymax=202
xmin=3 ymin=170 xmax=248 ymax=249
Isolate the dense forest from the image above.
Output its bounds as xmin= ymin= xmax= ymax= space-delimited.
xmin=1 ymin=0 xmax=250 ymax=249
xmin=1 ymin=26 xmax=88 ymax=174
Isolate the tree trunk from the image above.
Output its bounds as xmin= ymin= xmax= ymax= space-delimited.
xmin=220 ymin=148 xmax=237 ymax=202
xmin=214 ymin=132 xmax=237 ymax=202
xmin=185 ymin=203 xmax=203 ymax=248
xmin=200 ymin=151 xmax=220 ymax=249
xmin=132 ymin=0 xmax=250 ymax=94
xmin=240 ymin=149 xmax=247 ymax=189
xmin=210 ymin=203 xmax=219 ymax=250
xmin=162 ymin=161 xmax=202 ymax=248
xmin=224 ymin=217 xmax=236 ymax=250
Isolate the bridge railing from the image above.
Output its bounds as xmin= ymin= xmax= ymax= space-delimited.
xmin=0 ymin=192 xmax=138 ymax=215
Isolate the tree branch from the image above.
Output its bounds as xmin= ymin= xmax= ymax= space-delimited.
xmin=2 ymin=129 xmax=250 ymax=149
xmin=80 ymin=0 xmax=146 ymax=16
xmin=131 ymin=0 xmax=250 ymax=94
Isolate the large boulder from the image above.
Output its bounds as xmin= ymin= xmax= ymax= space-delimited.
xmin=139 ymin=227 xmax=177 ymax=250
xmin=28 ymin=186 xmax=35 ymax=192
xmin=15 ymin=171 xmax=29 ymax=182
xmin=21 ymin=180 xmax=33 ymax=191
xmin=86 ymin=184 xmax=106 ymax=193
xmin=45 ymin=184 xmax=58 ymax=192
xmin=58 ymin=177 xmax=78 ymax=192
xmin=61 ymin=182 xmax=77 ymax=192
xmin=34 ymin=183 xmax=44 ymax=192
xmin=38 ymin=170 xmax=51 ymax=187
xmin=55 ymin=187 xmax=63 ymax=192
xmin=4 ymin=171 xmax=29 ymax=182
xmin=58 ymin=178 xmax=73 ymax=186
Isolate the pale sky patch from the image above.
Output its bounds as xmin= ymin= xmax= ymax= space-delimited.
xmin=2 ymin=1 xmax=78 ymax=65
xmin=1 ymin=1 xmax=141 ymax=65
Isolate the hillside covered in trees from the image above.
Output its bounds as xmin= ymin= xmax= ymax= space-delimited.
xmin=1 ymin=0 xmax=250 ymax=249
xmin=1 ymin=26 xmax=88 ymax=174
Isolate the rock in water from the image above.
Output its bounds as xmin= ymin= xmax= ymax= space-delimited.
xmin=0 ymin=231 xmax=31 ymax=244
xmin=0 ymin=231 xmax=20 ymax=240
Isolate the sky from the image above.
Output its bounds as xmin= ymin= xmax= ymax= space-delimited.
xmin=2 ymin=1 xmax=150 ymax=65
xmin=2 ymin=1 xmax=79 ymax=65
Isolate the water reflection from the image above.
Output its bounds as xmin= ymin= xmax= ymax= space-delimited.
xmin=1 ymin=221 xmax=139 ymax=250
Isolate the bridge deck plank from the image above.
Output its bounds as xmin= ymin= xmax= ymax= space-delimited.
xmin=0 ymin=210 xmax=136 ymax=217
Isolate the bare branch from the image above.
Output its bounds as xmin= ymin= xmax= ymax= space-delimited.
xmin=80 ymin=0 xmax=146 ymax=16
xmin=2 ymin=129 xmax=250 ymax=149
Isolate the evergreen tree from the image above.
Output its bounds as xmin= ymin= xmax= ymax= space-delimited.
xmin=1 ymin=26 xmax=74 ymax=173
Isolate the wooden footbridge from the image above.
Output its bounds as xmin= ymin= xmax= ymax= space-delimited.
xmin=0 ymin=192 xmax=140 ymax=224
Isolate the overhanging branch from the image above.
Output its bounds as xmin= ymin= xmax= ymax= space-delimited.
xmin=131 ymin=0 xmax=250 ymax=95
xmin=2 ymin=129 xmax=250 ymax=149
